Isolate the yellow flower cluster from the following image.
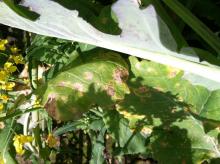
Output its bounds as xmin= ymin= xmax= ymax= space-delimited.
xmin=13 ymin=134 xmax=33 ymax=155
xmin=33 ymin=99 xmax=43 ymax=108
xmin=9 ymin=47 xmax=25 ymax=65
xmin=0 ymin=39 xmax=25 ymax=111
xmin=0 ymin=155 xmax=4 ymax=164
xmin=0 ymin=39 xmax=8 ymax=51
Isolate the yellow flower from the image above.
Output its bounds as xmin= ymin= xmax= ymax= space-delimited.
xmin=4 ymin=62 xmax=17 ymax=73
xmin=10 ymin=47 xmax=19 ymax=54
xmin=0 ymin=40 xmax=8 ymax=45
xmin=0 ymin=44 xmax=5 ymax=51
xmin=0 ymin=104 xmax=3 ymax=111
xmin=0 ymin=71 xmax=8 ymax=83
xmin=46 ymin=133 xmax=58 ymax=148
xmin=13 ymin=135 xmax=33 ymax=155
xmin=33 ymin=100 xmax=42 ymax=108
xmin=0 ymin=155 xmax=5 ymax=164
xmin=1 ymin=82 xmax=15 ymax=91
xmin=0 ymin=39 xmax=8 ymax=51
xmin=11 ymin=55 xmax=25 ymax=65
xmin=0 ymin=94 xmax=9 ymax=103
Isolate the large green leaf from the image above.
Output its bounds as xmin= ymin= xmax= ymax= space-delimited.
xmin=1 ymin=0 xmax=220 ymax=82
xmin=114 ymin=57 xmax=220 ymax=162
xmin=127 ymin=56 xmax=220 ymax=122
xmin=41 ymin=52 xmax=129 ymax=121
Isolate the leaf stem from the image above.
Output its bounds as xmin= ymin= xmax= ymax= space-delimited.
xmin=163 ymin=0 xmax=220 ymax=54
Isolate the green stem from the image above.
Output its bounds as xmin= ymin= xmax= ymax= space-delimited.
xmin=30 ymin=59 xmax=38 ymax=90
xmin=0 ymin=107 xmax=42 ymax=122
xmin=2 ymin=118 xmax=15 ymax=162
xmin=176 ymin=0 xmax=197 ymax=32
xmin=163 ymin=0 xmax=220 ymax=54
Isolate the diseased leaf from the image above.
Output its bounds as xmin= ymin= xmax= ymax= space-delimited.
xmin=116 ymin=57 xmax=220 ymax=162
xmin=41 ymin=52 xmax=129 ymax=121
xmin=127 ymin=56 xmax=220 ymax=122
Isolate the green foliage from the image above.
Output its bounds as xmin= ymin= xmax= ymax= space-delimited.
xmin=128 ymin=56 xmax=220 ymax=122
xmin=41 ymin=51 xmax=129 ymax=120
xmin=0 ymin=0 xmax=220 ymax=163
xmin=103 ymin=110 xmax=147 ymax=155
xmin=27 ymin=35 xmax=77 ymax=65
xmin=27 ymin=35 xmax=80 ymax=79
xmin=3 ymin=0 xmax=40 ymax=21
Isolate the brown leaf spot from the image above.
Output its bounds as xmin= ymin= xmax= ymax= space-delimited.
xmin=138 ymin=86 xmax=149 ymax=93
xmin=106 ymin=86 xmax=115 ymax=97
xmin=57 ymin=82 xmax=67 ymax=87
xmin=72 ymin=83 xmax=84 ymax=92
xmin=167 ymin=67 xmax=181 ymax=78
xmin=44 ymin=94 xmax=58 ymax=120
xmin=84 ymin=72 xmax=93 ymax=80
xmin=134 ymin=86 xmax=151 ymax=98
xmin=113 ymin=68 xmax=129 ymax=84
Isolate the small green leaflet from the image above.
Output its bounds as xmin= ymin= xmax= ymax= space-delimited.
xmin=3 ymin=0 xmax=40 ymax=21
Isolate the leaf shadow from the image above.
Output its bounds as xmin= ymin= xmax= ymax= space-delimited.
xmin=118 ymin=77 xmax=194 ymax=163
